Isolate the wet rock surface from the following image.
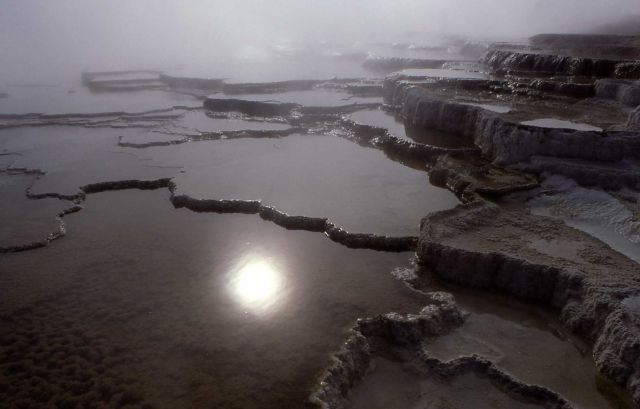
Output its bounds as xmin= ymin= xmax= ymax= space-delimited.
xmin=529 ymin=34 xmax=640 ymax=60
xmin=417 ymin=200 xmax=640 ymax=402
xmin=310 ymin=293 xmax=467 ymax=409
xmin=203 ymin=98 xmax=300 ymax=117
xmin=2 ymin=35 xmax=640 ymax=408
xmin=507 ymin=174 xmax=640 ymax=263
xmin=429 ymin=154 xmax=539 ymax=202
xmin=629 ymin=106 xmax=640 ymax=129
xmin=482 ymin=48 xmax=640 ymax=79
xmin=595 ymin=79 xmax=640 ymax=107
xmin=397 ymin=87 xmax=640 ymax=166
xmin=312 ymin=291 xmax=592 ymax=409
xmin=384 ymin=75 xmax=640 ymax=191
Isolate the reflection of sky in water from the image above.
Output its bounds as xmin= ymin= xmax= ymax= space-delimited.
xmin=229 ymin=255 xmax=286 ymax=314
xmin=520 ymin=118 xmax=602 ymax=132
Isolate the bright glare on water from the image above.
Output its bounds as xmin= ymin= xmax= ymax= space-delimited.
xmin=230 ymin=256 xmax=285 ymax=313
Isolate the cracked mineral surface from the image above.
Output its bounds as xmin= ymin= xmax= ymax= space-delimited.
xmin=2 ymin=28 xmax=640 ymax=409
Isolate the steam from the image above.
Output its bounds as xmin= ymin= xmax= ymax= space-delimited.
xmin=1 ymin=0 xmax=639 ymax=83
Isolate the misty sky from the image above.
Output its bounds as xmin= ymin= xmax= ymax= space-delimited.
xmin=1 ymin=0 xmax=639 ymax=82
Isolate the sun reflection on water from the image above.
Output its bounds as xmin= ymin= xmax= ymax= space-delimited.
xmin=230 ymin=256 xmax=285 ymax=313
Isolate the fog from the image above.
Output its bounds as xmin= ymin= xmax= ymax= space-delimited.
xmin=1 ymin=0 xmax=639 ymax=82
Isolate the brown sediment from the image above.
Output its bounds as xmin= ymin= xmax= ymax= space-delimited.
xmin=0 ymin=301 xmax=151 ymax=408
xmin=521 ymin=156 xmax=640 ymax=191
xmin=429 ymin=154 xmax=540 ymax=202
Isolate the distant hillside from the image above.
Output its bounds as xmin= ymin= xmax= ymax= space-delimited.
xmin=529 ymin=28 xmax=640 ymax=59
xmin=590 ymin=15 xmax=640 ymax=36
xmin=531 ymin=34 xmax=640 ymax=49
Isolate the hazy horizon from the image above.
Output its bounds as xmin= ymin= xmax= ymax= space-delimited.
xmin=2 ymin=0 xmax=640 ymax=82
